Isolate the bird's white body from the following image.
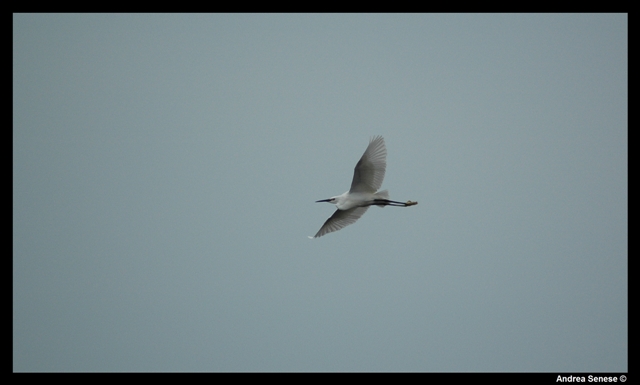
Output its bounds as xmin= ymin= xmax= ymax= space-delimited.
xmin=310 ymin=136 xmax=417 ymax=239
xmin=330 ymin=190 xmax=389 ymax=211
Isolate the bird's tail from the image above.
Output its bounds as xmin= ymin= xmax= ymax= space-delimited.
xmin=374 ymin=190 xmax=389 ymax=207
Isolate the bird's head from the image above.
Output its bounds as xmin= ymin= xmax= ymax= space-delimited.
xmin=316 ymin=197 xmax=338 ymax=205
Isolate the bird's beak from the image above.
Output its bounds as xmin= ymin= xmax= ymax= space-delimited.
xmin=316 ymin=199 xmax=331 ymax=203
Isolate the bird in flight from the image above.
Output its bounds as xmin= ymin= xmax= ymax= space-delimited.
xmin=309 ymin=136 xmax=417 ymax=238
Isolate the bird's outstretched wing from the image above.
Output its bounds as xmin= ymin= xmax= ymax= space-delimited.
xmin=309 ymin=206 xmax=370 ymax=239
xmin=350 ymin=135 xmax=387 ymax=193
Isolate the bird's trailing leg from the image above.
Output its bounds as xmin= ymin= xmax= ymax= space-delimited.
xmin=372 ymin=199 xmax=418 ymax=207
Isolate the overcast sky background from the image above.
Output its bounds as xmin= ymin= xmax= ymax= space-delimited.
xmin=13 ymin=14 xmax=627 ymax=372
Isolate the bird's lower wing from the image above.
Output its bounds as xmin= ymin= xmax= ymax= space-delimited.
xmin=310 ymin=206 xmax=370 ymax=238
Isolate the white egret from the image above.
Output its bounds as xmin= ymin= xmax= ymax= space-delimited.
xmin=309 ymin=136 xmax=417 ymax=239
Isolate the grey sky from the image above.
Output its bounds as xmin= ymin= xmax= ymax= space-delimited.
xmin=13 ymin=14 xmax=627 ymax=372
